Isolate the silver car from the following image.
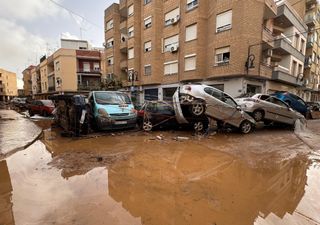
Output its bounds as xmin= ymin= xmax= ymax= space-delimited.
xmin=236 ymin=94 xmax=305 ymax=126
xmin=173 ymin=84 xmax=256 ymax=134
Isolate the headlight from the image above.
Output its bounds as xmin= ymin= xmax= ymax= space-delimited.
xmin=98 ymin=108 xmax=109 ymax=118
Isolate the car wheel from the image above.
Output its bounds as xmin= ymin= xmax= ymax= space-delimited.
xmin=191 ymin=103 xmax=205 ymax=116
xmin=42 ymin=111 xmax=48 ymax=117
xmin=143 ymin=120 xmax=153 ymax=131
xmin=240 ymin=120 xmax=253 ymax=134
xmin=252 ymin=110 xmax=264 ymax=122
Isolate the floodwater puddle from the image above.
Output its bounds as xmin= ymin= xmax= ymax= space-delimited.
xmin=1 ymin=122 xmax=320 ymax=225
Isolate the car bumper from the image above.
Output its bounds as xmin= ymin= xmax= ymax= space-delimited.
xmin=96 ymin=115 xmax=137 ymax=130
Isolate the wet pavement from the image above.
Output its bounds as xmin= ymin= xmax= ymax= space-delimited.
xmin=0 ymin=110 xmax=42 ymax=158
xmin=1 ymin=109 xmax=320 ymax=225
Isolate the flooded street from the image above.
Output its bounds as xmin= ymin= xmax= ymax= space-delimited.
xmin=1 ymin=110 xmax=320 ymax=225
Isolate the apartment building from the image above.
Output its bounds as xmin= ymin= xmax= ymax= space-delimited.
xmin=303 ymin=0 xmax=320 ymax=101
xmin=22 ymin=65 xmax=35 ymax=97
xmin=104 ymin=0 xmax=312 ymax=102
xmin=28 ymin=39 xmax=104 ymax=99
xmin=0 ymin=68 xmax=18 ymax=101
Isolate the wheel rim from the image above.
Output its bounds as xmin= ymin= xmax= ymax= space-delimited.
xmin=143 ymin=121 xmax=152 ymax=131
xmin=192 ymin=104 xmax=204 ymax=116
xmin=253 ymin=111 xmax=263 ymax=121
xmin=194 ymin=122 xmax=204 ymax=132
xmin=241 ymin=122 xmax=251 ymax=133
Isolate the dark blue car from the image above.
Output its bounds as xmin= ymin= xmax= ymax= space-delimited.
xmin=271 ymin=91 xmax=309 ymax=117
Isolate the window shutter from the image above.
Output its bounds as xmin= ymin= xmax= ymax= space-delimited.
xmin=128 ymin=5 xmax=134 ymax=16
xmin=165 ymin=8 xmax=179 ymax=21
xmin=185 ymin=55 xmax=196 ymax=71
xmin=216 ymin=10 xmax=232 ymax=31
xmin=186 ymin=24 xmax=197 ymax=41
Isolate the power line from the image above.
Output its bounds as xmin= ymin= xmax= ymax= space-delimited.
xmin=47 ymin=0 xmax=102 ymax=29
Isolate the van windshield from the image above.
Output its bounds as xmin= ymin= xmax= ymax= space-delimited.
xmin=94 ymin=92 xmax=131 ymax=105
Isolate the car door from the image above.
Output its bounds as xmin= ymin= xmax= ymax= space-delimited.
xmin=203 ymin=87 xmax=226 ymax=121
xmin=266 ymin=97 xmax=293 ymax=124
xmin=221 ymin=94 xmax=243 ymax=127
xmin=157 ymin=102 xmax=175 ymax=126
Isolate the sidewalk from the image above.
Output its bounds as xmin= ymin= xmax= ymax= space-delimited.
xmin=0 ymin=109 xmax=42 ymax=159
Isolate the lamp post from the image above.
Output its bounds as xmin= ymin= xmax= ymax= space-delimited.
xmin=128 ymin=70 xmax=138 ymax=102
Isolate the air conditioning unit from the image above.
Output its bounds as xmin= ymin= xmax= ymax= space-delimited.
xmin=267 ymin=49 xmax=273 ymax=57
xmin=170 ymin=44 xmax=179 ymax=53
xmin=170 ymin=15 xmax=180 ymax=25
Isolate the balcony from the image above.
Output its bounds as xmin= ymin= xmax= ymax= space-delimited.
xmin=307 ymin=37 xmax=314 ymax=48
xmin=274 ymin=3 xmax=308 ymax=38
xmin=304 ymin=57 xmax=312 ymax=68
xmin=262 ymin=27 xmax=274 ymax=49
xmin=120 ymin=60 xmax=128 ymax=70
xmin=272 ymin=67 xmax=303 ymax=86
xmin=78 ymin=84 xmax=101 ymax=91
xmin=273 ymin=35 xmax=305 ymax=62
xmin=77 ymin=69 xmax=101 ymax=75
xmin=264 ymin=0 xmax=277 ymax=19
xmin=305 ymin=13 xmax=317 ymax=26
xmin=48 ymin=86 xmax=56 ymax=92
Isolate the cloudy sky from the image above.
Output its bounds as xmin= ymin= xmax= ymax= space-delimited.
xmin=0 ymin=0 xmax=115 ymax=88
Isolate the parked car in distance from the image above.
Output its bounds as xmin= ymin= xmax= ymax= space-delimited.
xmin=28 ymin=100 xmax=55 ymax=117
xmin=173 ymin=84 xmax=256 ymax=134
xmin=86 ymin=91 xmax=137 ymax=130
xmin=11 ymin=97 xmax=27 ymax=108
xmin=137 ymin=100 xmax=208 ymax=132
xmin=306 ymin=102 xmax=320 ymax=111
xmin=236 ymin=94 xmax=305 ymax=126
xmin=271 ymin=91 xmax=309 ymax=117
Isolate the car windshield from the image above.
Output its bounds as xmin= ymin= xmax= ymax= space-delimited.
xmin=41 ymin=100 xmax=54 ymax=106
xmin=95 ymin=92 xmax=131 ymax=105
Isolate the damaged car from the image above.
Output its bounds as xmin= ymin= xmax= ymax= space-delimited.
xmin=137 ymin=100 xmax=208 ymax=132
xmin=86 ymin=91 xmax=137 ymax=131
xmin=236 ymin=94 xmax=306 ymax=127
xmin=173 ymin=84 xmax=255 ymax=134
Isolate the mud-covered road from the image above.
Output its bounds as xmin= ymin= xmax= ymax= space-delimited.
xmin=1 ymin=110 xmax=320 ymax=225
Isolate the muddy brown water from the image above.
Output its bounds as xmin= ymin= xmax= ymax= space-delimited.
xmin=1 ymin=120 xmax=320 ymax=225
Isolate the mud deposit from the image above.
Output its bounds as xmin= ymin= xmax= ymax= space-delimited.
xmin=1 ymin=119 xmax=320 ymax=225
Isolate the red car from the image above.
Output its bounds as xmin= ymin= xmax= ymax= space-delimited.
xmin=28 ymin=100 xmax=55 ymax=117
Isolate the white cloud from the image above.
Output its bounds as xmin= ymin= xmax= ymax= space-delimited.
xmin=0 ymin=0 xmax=64 ymax=21
xmin=0 ymin=18 xmax=54 ymax=78
xmin=61 ymin=32 xmax=79 ymax=40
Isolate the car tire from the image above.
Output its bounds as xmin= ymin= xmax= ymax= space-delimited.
xmin=252 ymin=110 xmax=264 ymax=122
xmin=190 ymin=103 xmax=205 ymax=116
xmin=42 ymin=111 xmax=48 ymax=117
xmin=29 ymin=110 xmax=34 ymax=117
xmin=142 ymin=118 xmax=153 ymax=132
xmin=239 ymin=120 xmax=253 ymax=134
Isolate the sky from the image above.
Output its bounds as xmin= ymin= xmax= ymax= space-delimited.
xmin=0 ymin=0 xmax=115 ymax=88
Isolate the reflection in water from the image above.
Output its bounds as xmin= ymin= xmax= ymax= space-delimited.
xmin=0 ymin=160 xmax=15 ymax=225
xmin=108 ymin=150 xmax=309 ymax=225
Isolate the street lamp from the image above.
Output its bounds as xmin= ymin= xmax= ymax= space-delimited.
xmin=128 ymin=70 xmax=138 ymax=102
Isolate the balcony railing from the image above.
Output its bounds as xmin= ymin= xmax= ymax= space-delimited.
xmin=48 ymin=86 xmax=56 ymax=92
xmin=78 ymin=84 xmax=101 ymax=91
xmin=305 ymin=14 xmax=317 ymax=26
xmin=262 ymin=26 xmax=274 ymax=48
xmin=77 ymin=69 xmax=101 ymax=74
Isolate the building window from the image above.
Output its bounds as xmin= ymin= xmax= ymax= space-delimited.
xmin=128 ymin=4 xmax=134 ymax=17
xmin=216 ymin=10 xmax=232 ymax=33
xmin=300 ymin=39 xmax=305 ymax=53
xmin=128 ymin=26 xmax=134 ymax=38
xmin=107 ymin=56 xmax=114 ymax=65
xmin=144 ymin=0 xmax=151 ymax=4
xmin=94 ymin=62 xmax=100 ymax=71
xmin=144 ymin=16 xmax=152 ymax=29
xmin=106 ymin=73 xmax=114 ymax=80
xmin=106 ymin=19 xmax=113 ymax=30
xmin=145 ymin=88 xmax=158 ymax=101
xmin=106 ymin=38 xmax=114 ymax=48
xmin=184 ymin=54 xmax=196 ymax=71
xmin=55 ymin=61 xmax=60 ymax=71
xmin=185 ymin=23 xmax=197 ymax=42
xmin=186 ymin=0 xmax=198 ymax=11
xmin=144 ymin=41 xmax=152 ymax=52
xmin=144 ymin=65 xmax=151 ymax=76
xmin=164 ymin=61 xmax=178 ymax=75
xmin=164 ymin=8 xmax=180 ymax=26
xmin=215 ymin=46 xmax=230 ymax=65
xmin=128 ymin=48 xmax=134 ymax=59
xmin=291 ymin=60 xmax=297 ymax=76
xmin=164 ymin=34 xmax=179 ymax=52
xmin=83 ymin=62 xmax=90 ymax=72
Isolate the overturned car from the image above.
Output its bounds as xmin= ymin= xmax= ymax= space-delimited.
xmin=173 ymin=84 xmax=256 ymax=134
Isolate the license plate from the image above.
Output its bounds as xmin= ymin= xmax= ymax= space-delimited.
xmin=115 ymin=121 xmax=127 ymax=125
xmin=80 ymin=110 xmax=86 ymax=124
